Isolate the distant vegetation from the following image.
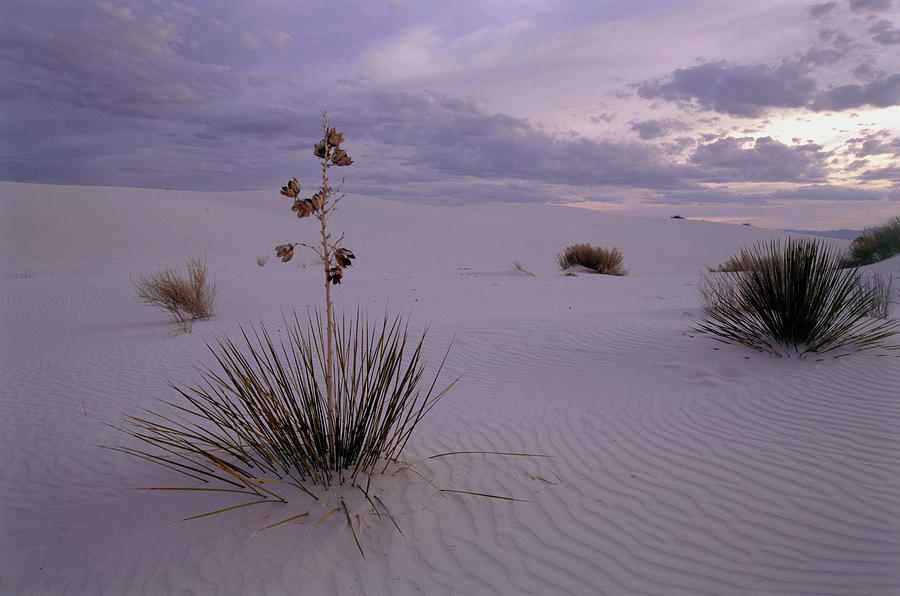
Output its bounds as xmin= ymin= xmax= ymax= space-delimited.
xmin=557 ymin=243 xmax=627 ymax=276
xmin=842 ymin=216 xmax=900 ymax=267
xmin=697 ymin=237 xmax=898 ymax=356
xmin=133 ymin=255 xmax=215 ymax=331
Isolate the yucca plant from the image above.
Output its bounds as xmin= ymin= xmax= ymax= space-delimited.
xmin=116 ymin=310 xmax=453 ymax=495
xmin=697 ymin=237 xmax=899 ymax=356
xmin=114 ymin=115 xmax=460 ymax=548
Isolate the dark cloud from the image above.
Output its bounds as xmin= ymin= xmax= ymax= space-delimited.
xmin=0 ymin=8 xmax=246 ymax=120
xmin=639 ymin=55 xmax=900 ymax=116
xmin=770 ymin=184 xmax=886 ymax=200
xmin=645 ymin=183 xmax=890 ymax=205
xmin=629 ymin=118 xmax=689 ymax=140
xmin=811 ymin=73 xmax=900 ymax=110
xmin=845 ymin=131 xmax=900 ymax=157
xmin=690 ymin=137 xmax=830 ymax=182
xmin=848 ymin=0 xmax=893 ymax=11
xmin=337 ymin=91 xmax=695 ymax=193
xmin=590 ymin=113 xmax=615 ymax=124
xmin=869 ymin=19 xmax=900 ymax=44
xmin=0 ymin=0 xmax=894 ymax=218
xmin=852 ymin=62 xmax=883 ymax=80
xmin=795 ymin=46 xmax=845 ymax=66
xmin=637 ymin=61 xmax=817 ymax=117
xmin=809 ymin=2 xmax=838 ymax=17
xmin=857 ymin=166 xmax=900 ymax=181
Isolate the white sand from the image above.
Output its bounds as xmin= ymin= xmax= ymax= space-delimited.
xmin=2 ymin=181 xmax=899 ymax=595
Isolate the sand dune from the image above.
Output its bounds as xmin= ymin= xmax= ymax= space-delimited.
xmin=1 ymin=182 xmax=898 ymax=595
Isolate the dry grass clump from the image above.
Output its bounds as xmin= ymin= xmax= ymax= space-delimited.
xmin=514 ymin=260 xmax=535 ymax=277
xmin=133 ymin=255 xmax=215 ymax=330
xmin=556 ymin=243 xmax=627 ymax=276
xmin=697 ymin=237 xmax=899 ymax=356
xmin=842 ymin=216 xmax=900 ymax=267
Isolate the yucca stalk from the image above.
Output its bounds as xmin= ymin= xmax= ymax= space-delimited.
xmin=697 ymin=237 xmax=899 ymax=356
xmin=276 ymin=112 xmax=356 ymax=446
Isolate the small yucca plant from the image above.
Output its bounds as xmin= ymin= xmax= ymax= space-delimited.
xmin=697 ymin=237 xmax=899 ymax=356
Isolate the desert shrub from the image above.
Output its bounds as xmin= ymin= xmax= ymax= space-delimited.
xmin=857 ymin=272 xmax=896 ymax=320
xmin=556 ymin=243 xmax=627 ymax=275
xmin=117 ymin=310 xmax=453 ymax=493
xmin=697 ymin=237 xmax=899 ymax=356
xmin=842 ymin=216 xmax=900 ymax=267
xmin=133 ymin=255 xmax=215 ymax=329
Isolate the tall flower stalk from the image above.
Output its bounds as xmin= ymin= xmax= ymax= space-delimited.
xmin=276 ymin=112 xmax=355 ymax=442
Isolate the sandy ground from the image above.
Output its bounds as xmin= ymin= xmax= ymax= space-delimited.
xmin=2 ymin=182 xmax=899 ymax=595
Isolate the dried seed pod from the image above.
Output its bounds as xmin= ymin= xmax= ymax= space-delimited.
xmin=331 ymin=148 xmax=352 ymax=167
xmin=280 ymin=178 xmax=300 ymax=198
xmin=294 ymin=199 xmax=315 ymax=219
xmin=335 ymin=247 xmax=355 ymax=268
xmin=326 ymin=128 xmax=344 ymax=147
xmin=275 ymin=243 xmax=295 ymax=262
xmin=311 ymin=192 xmax=325 ymax=211
xmin=328 ymin=266 xmax=343 ymax=284
xmin=314 ymin=140 xmax=328 ymax=159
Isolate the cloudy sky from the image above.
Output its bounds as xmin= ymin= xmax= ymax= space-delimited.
xmin=2 ymin=0 xmax=898 ymax=229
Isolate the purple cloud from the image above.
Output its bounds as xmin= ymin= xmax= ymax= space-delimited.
xmin=809 ymin=2 xmax=839 ymax=17
xmin=637 ymin=62 xmax=817 ymax=117
xmin=811 ymin=73 xmax=900 ymax=110
xmin=690 ymin=137 xmax=830 ymax=182
xmin=869 ymin=19 xmax=900 ymax=44
xmin=848 ymin=0 xmax=893 ymax=11
xmin=630 ymin=118 xmax=690 ymax=140
xmin=857 ymin=166 xmax=900 ymax=181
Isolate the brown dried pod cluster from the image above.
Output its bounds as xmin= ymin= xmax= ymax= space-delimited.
xmin=335 ymin=247 xmax=355 ymax=268
xmin=276 ymin=118 xmax=356 ymax=283
xmin=313 ymin=127 xmax=353 ymax=166
xmin=327 ymin=248 xmax=355 ymax=284
xmin=291 ymin=197 xmax=316 ymax=219
xmin=275 ymin=243 xmax=297 ymax=263
xmin=280 ymin=177 xmax=301 ymax=199
xmin=327 ymin=266 xmax=343 ymax=285
xmin=285 ymin=187 xmax=328 ymax=220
